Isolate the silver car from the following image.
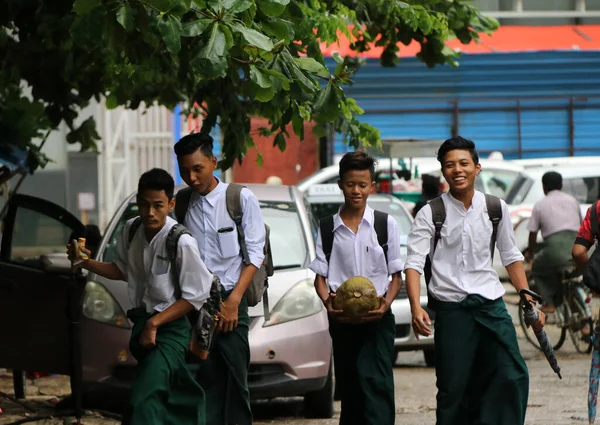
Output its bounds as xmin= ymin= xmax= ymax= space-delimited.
xmin=305 ymin=185 xmax=435 ymax=367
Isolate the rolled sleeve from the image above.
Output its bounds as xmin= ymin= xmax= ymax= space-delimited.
xmin=309 ymin=227 xmax=329 ymax=277
xmin=113 ymin=219 xmax=132 ymax=279
xmin=385 ymin=215 xmax=403 ymax=275
xmin=177 ymin=235 xmax=211 ymax=311
xmin=404 ymin=206 xmax=433 ymax=275
xmin=241 ymin=188 xmax=266 ymax=269
xmin=497 ymin=200 xmax=525 ymax=267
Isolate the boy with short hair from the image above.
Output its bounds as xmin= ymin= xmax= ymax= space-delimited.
xmin=68 ymin=168 xmax=212 ymax=425
xmin=310 ymin=150 xmax=404 ymax=425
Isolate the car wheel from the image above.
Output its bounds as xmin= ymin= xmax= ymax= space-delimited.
xmin=304 ymin=360 xmax=334 ymax=418
xmin=423 ymin=348 xmax=435 ymax=367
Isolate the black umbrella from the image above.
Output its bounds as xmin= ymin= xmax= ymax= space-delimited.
xmin=519 ymin=289 xmax=562 ymax=379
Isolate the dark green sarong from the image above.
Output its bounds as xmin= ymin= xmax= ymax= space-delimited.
xmin=434 ymin=295 xmax=529 ymax=425
xmin=329 ymin=309 xmax=396 ymax=425
xmin=191 ymin=290 xmax=252 ymax=425
xmin=123 ymin=308 xmax=205 ymax=425
xmin=532 ymin=230 xmax=578 ymax=304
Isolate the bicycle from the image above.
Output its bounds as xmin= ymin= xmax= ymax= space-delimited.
xmin=519 ymin=263 xmax=594 ymax=354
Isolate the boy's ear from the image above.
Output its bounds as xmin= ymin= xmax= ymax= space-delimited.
xmin=211 ymin=155 xmax=218 ymax=170
xmin=168 ymin=197 xmax=176 ymax=212
xmin=337 ymin=179 xmax=343 ymax=190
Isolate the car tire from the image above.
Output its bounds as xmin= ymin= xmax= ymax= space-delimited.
xmin=304 ymin=360 xmax=334 ymax=418
xmin=423 ymin=348 xmax=435 ymax=367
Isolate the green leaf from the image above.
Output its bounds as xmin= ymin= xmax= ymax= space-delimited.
xmin=313 ymin=82 xmax=341 ymax=122
xmin=294 ymin=57 xmax=329 ymax=78
xmin=193 ymin=22 xmax=228 ymax=78
xmin=261 ymin=17 xmax=294 ymax=42
xmin=256 ymin=152 xmax=263 ymax=167
xmin=262 ymin=68 xmax=290 ymax=90
xmin=158 ymin=14 xmax=183 ymax=53
xmin=116 ymin=5 xmax=134 ymax=31
xmin=182 ymin=19 xmax=211 ymax=37
xmin=254 ymin=86 xmax=275 ymax=102
xmin=220 ymin=23 xmax=234 ymax=48
xmin=332 ymin=52 xmax=343 ymax=64
xmin=312 ymin=124 xmax=327 ymax=138
xmin=230 ymin=0 xmax=253 ymax=13
xmin=106 ymin=94 xmax=118 ymax=110
xmin=250 ymin=65 xmax=273 ymax=89
xmin=274 ymin=132 xmax=286 ymax=150
xmin=292 ymin=113 xmax=304 ymax=139
xmin=232 ymin=23 xmax=273 ymax=51
xmin=73 ymin=0 xmax=101 ymax=15
xmin=256 ymin=0 xmax=289 ymax=17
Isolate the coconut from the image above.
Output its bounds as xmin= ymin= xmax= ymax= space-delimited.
xmin=333 ymin=276 xmax=380 ymax=320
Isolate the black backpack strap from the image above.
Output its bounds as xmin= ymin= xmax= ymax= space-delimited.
xmin=165 ymin=223 xmax=192 ymax=296
xmin=591 ymin=201 xmax=600 ymax=242
xmin=429 ymin=197 xmax=446 ymax=256
xmin=226 ymin=183 xmax=251 ymax=266
xmin=128 ymin=217 xmax=143 ymax=247
xmin=485 ymin=194 xmax=503 ymax=265
xmin=175 ymin=187 xmax=193 ymax=224
xmin=319 ymin=215 xmax=335 ymax=264
xmin=373 ymin=210 xmax=389 ymax=264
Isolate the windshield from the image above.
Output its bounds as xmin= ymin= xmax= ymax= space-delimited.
xmin=309 ymin=197 xmax=413 ymax=236
xmin=505 ymin=174 xmax=534 ymax=205
xmin=102 ymin=201 xmax=308 ymax=270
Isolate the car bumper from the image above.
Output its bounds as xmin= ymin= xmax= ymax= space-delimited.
xmin=248 ymin=309 xmax=332 ymax=399
xmin=391 ymin=296 xmax=435 ymax=351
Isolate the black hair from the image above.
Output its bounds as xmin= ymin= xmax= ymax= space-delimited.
xmin=542 ymin=171 xmax=563 ymax=192
xmin=174 ymin=132 xmax=214 ymax=158
xmin=421 ymin=174 xmax=441 ymax=198
xmin=436 ymin=136 xmax=480 ymax=165
xmin=137 ymin=168 xmax=175 ymax=200
xmin=338 ymin=150 xmax=376 ymax=180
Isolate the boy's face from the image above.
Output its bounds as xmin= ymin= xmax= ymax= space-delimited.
xmin=441 ymin=149 xmax=481 ymax=196
xmin=338 ymin=169 xmax=374 ymax=209
xmin=177 ymin=149 xmax=217 ymax=195
xmin=136 ymin=189 xmax=175 ymax=234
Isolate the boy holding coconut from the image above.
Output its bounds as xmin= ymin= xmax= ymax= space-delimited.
xmin=310 ymin=150 xmax=404 ymax=425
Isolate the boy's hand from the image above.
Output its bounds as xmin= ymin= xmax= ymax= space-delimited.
xmin=66 ymin=241 xmax=91 ymax=267
xmin=217 ymin=299 xmax=239 ymax=333
xmin=140 ymin=321 xmax=158 ymax=349
xmin=325 ymin=294 xmax=348 ymax=322
xmin=363 ymin=297 xmax=388 ymax=323
xmin=411 ymin=305 xmax=432 ymax=340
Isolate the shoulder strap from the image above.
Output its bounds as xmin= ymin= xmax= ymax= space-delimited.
xmin=128 ymin=217 xmax=143 ymax=247
xmin=591 ymin=201 xmax=600 ymax=241
xmin=485 ymin=194 xmax=503 ymax=264
xmin=319 ymin=215 xmax=335 ymax=264
xmin=429 ymin=197 xmax=446 ymax=257
xmin=226 ymin=183 xmax=250 ymax=265
xmin=165 ymin=223 xmax=192 ymax=295
xmin=175 ymin=187 xmax=193 ymax=224
xmin=373 ymin=210 xmax=389 ymax=264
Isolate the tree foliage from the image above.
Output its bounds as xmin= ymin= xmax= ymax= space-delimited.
xmin=0 ymin=0 xmax=497 ymax=171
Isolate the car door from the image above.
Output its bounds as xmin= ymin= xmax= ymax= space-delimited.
xmin=0 ymin=194 xmax=86 ymax=374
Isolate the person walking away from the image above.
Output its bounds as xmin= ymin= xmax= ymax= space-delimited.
xmin=526 ymin=171 xmax=582 ymax=314
xmin=404 ymin=136 xmax=545 ymax=425
xmin=412 ymin=173 xmax=442 ymax=217
xmin=68 ymin=168 xmax=211 ymax=425
xmin=174 ymin=133 xmax=266 ymax=425
xmin=311 ymin=151 xmax=404 ymax=425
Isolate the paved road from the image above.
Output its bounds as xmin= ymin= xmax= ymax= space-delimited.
xmin=0 ymin=300 xmax=595 ymax=425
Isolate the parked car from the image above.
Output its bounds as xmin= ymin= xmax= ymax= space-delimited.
xmin=0 ymin=184 xmax=334 ymax=418
xmin=305 ymin=184 xmax=435 ymax=366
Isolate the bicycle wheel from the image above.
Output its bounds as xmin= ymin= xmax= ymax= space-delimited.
xmin=518 ymin=304 xmax=566 ymax=351
xmin=566 ymin=284 xmax=593 ymax=354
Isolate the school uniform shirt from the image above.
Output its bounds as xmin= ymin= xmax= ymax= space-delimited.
xmin=184 ymin=179 xmax=266 ymax=291
xmin=404 ymin=191 xmax=523 ymax=303
xmin=528 ymin=190 xmax=582 ymax=239
xmin=309 ymin=205 xmax=404 ymax=296
xmin=114 ymin=216 xmax=212 ymax=313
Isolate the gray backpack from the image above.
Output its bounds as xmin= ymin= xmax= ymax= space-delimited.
xmin=175 ymin=183 xmax=273 ymax=320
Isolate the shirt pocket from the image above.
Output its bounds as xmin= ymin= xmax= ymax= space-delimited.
xmin=146 ymin=272 xmax=172 ymax=303
xmin=367 ymin=245 xmax=388 ymax=278
xmin=217 ymin=229 xmax=240 ymax=259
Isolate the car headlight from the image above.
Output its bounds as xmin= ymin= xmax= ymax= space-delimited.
xmin=82 ymin=281 xmax=130 ymax=329
xmin=263 ymin=280 xmax=323 ymax=327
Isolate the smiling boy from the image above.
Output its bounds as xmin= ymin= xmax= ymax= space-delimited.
xmin=404 ymin=137 xmax=545 ymax=425
xmin=68 ymin=168 xmax=212 ymax=425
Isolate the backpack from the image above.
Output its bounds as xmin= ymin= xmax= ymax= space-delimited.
xmin=583 ymin=201 xmax=600 ymax=293
xmin=424 ymin=194 xmax=502 ymax=310
xmin=174 ymin=184 xmax=274 ymax=320
xmin=319 ymin=210 xmax=389 ymax=266
xmin=128 ymin=218 xmax=222 ymax=361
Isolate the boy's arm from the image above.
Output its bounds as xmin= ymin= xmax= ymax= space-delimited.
xmin=177 ymin=236 xmax=212 ymax=311
xmin=139 ymin=299 xmax=194 ymax=348
xmin=67 ymin=244 xmax=125 ymax=281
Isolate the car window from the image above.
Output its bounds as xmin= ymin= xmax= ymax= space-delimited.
xmin=101 ymin=204 xmax=139 ymax=263
xmin=505 ymin=174 xmax=534 ymax=205
xmin=563 ymin=177 xmax=600 ymax=204
xmin=260 ymin=202 xmax=308 ymax=270
xmin=479 ymin=169 xmax=519 ymax=199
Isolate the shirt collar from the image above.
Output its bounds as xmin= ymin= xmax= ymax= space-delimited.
xmin=444 ymin=190 xmax=483 ymax=210
xmin=191 ymin=177 xmax=226 ymax=207
xmin=332 ymin=205 xmax=374 ymax=231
